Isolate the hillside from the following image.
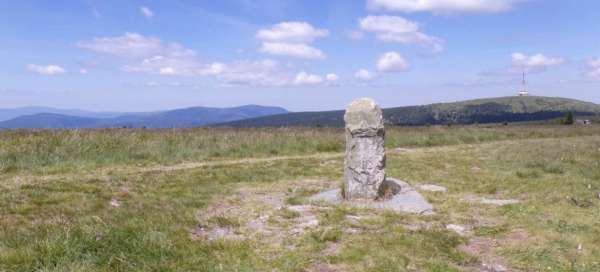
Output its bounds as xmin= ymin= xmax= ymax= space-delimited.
xmin=215 ymin=96 xmax=600 ymax=127
xmin=0 ymin=113 xmax=102 ymax=129
xmin=0 ymin=106 xmax=127 ymax=122
xmin=0 ymin=105 xmax=288 ymax=129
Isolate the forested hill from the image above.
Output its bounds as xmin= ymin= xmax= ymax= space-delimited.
xmin=214 ymin=96 xmax=600 ymax=127
xmin=0 ymin=105 xmax=288 ymax=129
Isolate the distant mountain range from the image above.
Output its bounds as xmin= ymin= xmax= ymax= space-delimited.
xmin=215 ymin=96 xmax=600 ymax=127
xmin=1 ymin=96 xmax=598 ymax=129
xmin=0 ymin=106 xmax=128 ymax=122
xmin=0 ymin=105 xmax=288 ymax=129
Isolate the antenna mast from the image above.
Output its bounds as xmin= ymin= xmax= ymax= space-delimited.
xmin=517 ymin=69 xmax=529 ymax=96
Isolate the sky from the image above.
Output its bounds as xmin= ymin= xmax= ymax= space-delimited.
xmin=1 ymin=0 xmax=599 ymax=112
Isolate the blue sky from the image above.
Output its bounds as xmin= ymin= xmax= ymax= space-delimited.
xmin=1 ymin=0 xmax=599 ymax=111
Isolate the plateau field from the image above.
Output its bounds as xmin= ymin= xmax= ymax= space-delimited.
xmin=1 ymin=124 xmax=600 ymax=271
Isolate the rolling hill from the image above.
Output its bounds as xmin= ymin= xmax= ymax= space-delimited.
xmin=0 ymin=106 xmax=127 ymax=122
xmin=215 ymin=96 xmax=600 ymax=127
xmin=0 ymin=105 xmax=288 ymax=129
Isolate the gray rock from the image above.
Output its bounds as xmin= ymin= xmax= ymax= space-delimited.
xmin=480 ymin=198 xmax=520 ymax=206
xmin=310 ymin=178 xmax=434 ymax=215
xmin=343 ymin=98 xmax=386 ymax=200
xmin=446 ymin=224 xmax=470 ymax=236
xmin=417 ymin=184 xmax=447 ymax=192
xmin=462 ymin=195 xmax=520 ymax=206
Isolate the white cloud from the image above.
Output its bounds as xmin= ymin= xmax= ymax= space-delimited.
xmin=376 ymin=51 xmax=409 ymax=73
xmin=140 ymin=6 xmax=153 ymax=18
xmin=80 ymin=69 xmax=88 ymax=74
xmin=359 ymin=15 xmax=443 ymax=52
xmin=79 ymin=33 xmax=202 ymax=76
xmin=367 ymin=0 xmax=521 ymax=14
xmin=257 ymin=21 xmax=328 ymax=43
xmin=293 ymin=72 xmax=324 ymax=85
xmin=27 ymin=64 xmax=66 ymax=75
xmin=510 ymin=53 xmax=565 ymax=73
xmin=260 ymin=42 xmax=326 ymax=59
xmin=209 ymin=62 xmax=335 ymax=87
xmin=210 ymin=59 xmax=293 ymax=87
xmin=77 ymin=33 xmax=334 ymax=87
xmin=355 ymin=69 xmax=375 ymax=81
xmin=256 ymin=21 xmax=328 ymax=59
xmin=326 ymin=73 xmax=339 ymax=82
xmin=122 ymin=55 xmax=201 ymax=76
xmin=198 ymin=62 xmax=226 ymax=76
xmin=77 ymin=32 xmax=194 ymax=59
xmin=585 ymin=58 xmax=600 ymax=80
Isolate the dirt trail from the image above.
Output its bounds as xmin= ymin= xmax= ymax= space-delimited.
xmin=138 ymin=153 xmax=345 ymax=173
xmin=2 ymin=152 xmax=346 ymax=189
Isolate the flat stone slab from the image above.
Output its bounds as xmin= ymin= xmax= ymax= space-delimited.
xmin=480 ymin=198 xmax=520 ymax=206
xmin=462 ymin=194 xmax=520 ymax=206
xmin=446 ymin=224 xmax=471 ymax=236
xmin=310 ymin=178 xmax=434 ymax=215
xmin=417 ymin=184 xmax=447 ymax=192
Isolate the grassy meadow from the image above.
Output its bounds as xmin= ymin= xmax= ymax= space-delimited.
xmin=1 ymin=124 xmax=600 ymax=271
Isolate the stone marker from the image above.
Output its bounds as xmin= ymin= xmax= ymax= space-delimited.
xmin=343 ymin=98 xmax=386 ymax=200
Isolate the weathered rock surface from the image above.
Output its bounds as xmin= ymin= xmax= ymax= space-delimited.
xmin=310 ymin=178 xmax=434 ymax=215
xmin=343 ymin=98 xmax=386 ymax=200
xmin=417 ymin=184 xmax=448 ymax=192
xmin=463 ymin=195 xmax=520 ymax=206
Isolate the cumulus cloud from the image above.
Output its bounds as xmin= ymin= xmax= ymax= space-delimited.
xmin=79 ymin=33 xmax=200 ymax=76
xmin=257 ymin=21 xmax=328 ymax=43
xmin=256 ymin=21 xmax=328 ymax=59
xmin=27 ymin=64 xmax=66 ymax=75
xmin=293 ymin=72 xmax=324 ymax=85
xmin=585 ymin=58 xmax=600 ymax=80
xmin=359 ymin=15 xmax=443 ymax=52
xmin=140 ymin=6 xmax=153 ymax=18
xmin=326 ymin=73 xmax=339 ymax=82
xmin=367 ymin=0 xmax=522 ymax=14
xmin=510 ymin=52 xmax=565 ymax=73
xmin=212 ymin=61 xmax=339 ymax=87
xmin=198 ymin=62 xmax=226 ymax=76
xmin=212 ymin=62 xmax=336 ymax=87
xmin=122 ymin=55 xmax=201 ymax=76
xmin=209 ymin=59 xmax=292 ymax=86
xmin=355 ymin=69 xmax=375 ymax=81
xmin=77 ymin=33 xmax=336 ymax=87
xmin=376 ymin=51 xmax=409 ymax=73
xmin=260 ymin=42 xmax=325 ymax=59
xmin=77 ymin=32 xmax=195 ymax=59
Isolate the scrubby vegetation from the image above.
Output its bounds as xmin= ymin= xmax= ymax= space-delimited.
xmin=1 ymin=124 xmax=600 ymax=271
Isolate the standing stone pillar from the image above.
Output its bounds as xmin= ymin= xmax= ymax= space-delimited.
xmin=343 ymin=98 xmax=386 ymax=200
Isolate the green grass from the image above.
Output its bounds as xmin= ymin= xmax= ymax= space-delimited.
xmin=1 ymin=125 xmax=600 ymax=271
xmin=2 ymin=125 xmax=600 ymax=176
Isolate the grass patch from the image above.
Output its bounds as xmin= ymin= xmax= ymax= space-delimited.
xmin=207 ymin=216 xmax=240 ymax=228
xmin=277 ymin=208 xmax=301 ymax=219
xmin=2 ymin=125 xmax=600 ymax=270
